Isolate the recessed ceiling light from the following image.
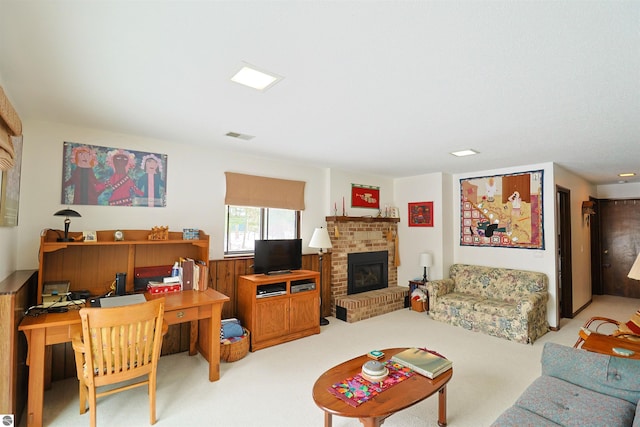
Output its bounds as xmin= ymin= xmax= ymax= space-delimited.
xmin=450 ymin=149 xmax=479 ymax=157
xmin=618 ymin=172 xmax=636 ymax=177
xmin=230 ymin=64 xmax=283 ymax=91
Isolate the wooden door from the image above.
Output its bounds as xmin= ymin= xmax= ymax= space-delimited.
xmin=255 ymin=298 xmax=290 ymax=342
xmin=600 ymin=199 xmax=640 ymax=298
xmin=557 ymin=186 xmax=573 ymax=318
xmin=289 ymin=292 xmax=319 ymax=333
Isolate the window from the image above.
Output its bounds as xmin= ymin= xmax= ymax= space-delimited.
xmin=224 ymin=205 xmax=299 ymax=254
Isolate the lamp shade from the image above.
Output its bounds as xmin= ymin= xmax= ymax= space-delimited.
xmin=629 ymin=253 xmax=640 ymax=280
xmin=309 ymin=227 xmax=332 ymax=250
xmin=54 ymin=208 xmax=81 ymax=218
xmin=419 ymin=253 xmax=433 ymax=268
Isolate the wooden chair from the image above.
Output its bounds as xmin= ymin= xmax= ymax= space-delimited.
xmin=72 ymin=298 xmax=166 ymax=427
xmin=574 ymin=315 xmax=639 ymax=348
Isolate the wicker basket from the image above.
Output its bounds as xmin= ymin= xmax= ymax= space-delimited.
xmin=411 ymin=299 xmax=426 ymax=312
xmin=220 ymin=328 xmax=250 ymax=362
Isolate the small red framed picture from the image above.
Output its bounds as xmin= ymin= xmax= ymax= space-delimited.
xmin=408 ymin=201 xmax=433 ymax=227
xmin=351 ymin=184 xmax=380 ymax=209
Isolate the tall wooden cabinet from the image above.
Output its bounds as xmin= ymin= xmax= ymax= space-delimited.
xmin=237 ymin=270 xmax=320 ymax=351
xmin=0 ymin=270 xmax=37 ymax=426
xmin=37 ymin=229 xmax=209 ymax=303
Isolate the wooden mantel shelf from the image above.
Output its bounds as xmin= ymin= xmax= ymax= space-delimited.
xmin=325 ymin=216 xmax=400 ymax=223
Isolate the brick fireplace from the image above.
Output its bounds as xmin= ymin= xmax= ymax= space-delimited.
xmin=326 ymin=216 xmax=408 ymax=322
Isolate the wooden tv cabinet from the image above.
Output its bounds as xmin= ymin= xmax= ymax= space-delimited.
xmin=237 ymin=270 xmax=320 ymax=351
xmin=37 ymin=229 xmax=209 ymax=303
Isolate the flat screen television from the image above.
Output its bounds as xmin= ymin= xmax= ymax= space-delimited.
xmin=254 ymin=239 xmax=302 ymax=275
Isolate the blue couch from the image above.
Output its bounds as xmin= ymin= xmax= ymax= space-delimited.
xmin=492 ymin=342 xmax=640 ymax=427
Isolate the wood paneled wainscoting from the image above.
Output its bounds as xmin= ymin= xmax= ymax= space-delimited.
xmin=48 ymin=253 xmax=330 ymax=380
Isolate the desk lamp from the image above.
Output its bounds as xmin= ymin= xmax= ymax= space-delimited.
xmin=54 ymin=208 xmax=81 ymax=242
xmin=309 ymin=227 xmax=332 ymax=326
xmin=420 ymin=253 xmax=433 ymax=282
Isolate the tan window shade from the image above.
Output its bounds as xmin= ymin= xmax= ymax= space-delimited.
xmin=225 ymin=172 xmax=305 ymax=210
xmin=0 ymin=86 xmax=22 ymax=171
xmin=0 ymin=126 xmax=14 ymax=170
xmin=0 ymin=87 xmax=22 ymax=136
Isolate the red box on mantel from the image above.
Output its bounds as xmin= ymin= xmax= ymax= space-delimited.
xmin=147 ymin=283 xmax=181 ymax=294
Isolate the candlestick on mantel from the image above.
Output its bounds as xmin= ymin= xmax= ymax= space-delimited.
xmin=342 ymin=197 xmax=345 ymax=216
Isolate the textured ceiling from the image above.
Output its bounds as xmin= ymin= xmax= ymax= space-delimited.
xmin=1 ymin=1 xmax=638 ymax=184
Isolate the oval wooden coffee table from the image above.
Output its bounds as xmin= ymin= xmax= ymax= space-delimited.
xmin=312 ymin=347 xmax=453 ymax=427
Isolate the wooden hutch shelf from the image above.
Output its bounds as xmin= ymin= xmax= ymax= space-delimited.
xmin=325 ymin=216 xmax=400 ymax=223
xmin=37 ymin=229 xmax=209 ymax=303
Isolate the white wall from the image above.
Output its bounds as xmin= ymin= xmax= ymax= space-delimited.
xmin=597 ymin=182 xmax=640 ymax=199
xmin=394 ymin=173 xmax=447 ymax=287
xmin=15 ymin=120 xmax=336 ymax=270
xmin=554 ymin=164 xmax=597 ymax=315
xmin=453 ymin=163 xmax=559 ymax=327
xmin=327 ymin=169 xmax=394 ymax=218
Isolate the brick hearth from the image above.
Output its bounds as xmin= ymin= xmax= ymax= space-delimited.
xmin=326 ymin=216 xmax=406 ymax=322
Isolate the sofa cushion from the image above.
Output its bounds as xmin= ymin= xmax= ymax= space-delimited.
xmin=542 ymin=342 xmax=640 ymax=404
xmin=473 ymin=298 xmax=518 ymax=317
xmin=515 ymin=375 xmax=635 ymax=427
xmin=449 ymin=264 xmax=547 ymax=301
xmin=491 ymin=404 xmax=561 ymax=426
xmin=436 ymin=292 xmax=481 ymax=311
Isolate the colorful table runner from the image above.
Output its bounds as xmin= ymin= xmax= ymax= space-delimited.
xmin=327 ymin=360 xmax=415 ymax=407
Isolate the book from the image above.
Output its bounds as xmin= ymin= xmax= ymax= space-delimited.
xmin=367 ymin=350 xmax=384 ymax=360
xmin=194 ymin=261 xmax=208 ymax=291
xmin=181 ymin=258 xmax=194 ymax=290
xmin=390 ymin=347 xmax=452 ymax=379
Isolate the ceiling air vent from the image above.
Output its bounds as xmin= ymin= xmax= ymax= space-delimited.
xmin=225 ymin=132 xmax=255 ymax=141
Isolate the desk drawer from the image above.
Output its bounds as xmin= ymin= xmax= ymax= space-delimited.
xmin=164 ymin=307 xmax=198 ymax=324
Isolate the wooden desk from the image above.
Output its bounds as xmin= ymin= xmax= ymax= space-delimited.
xmin=581 ymin=332 xmax=640 ymax=359
xmin=19 ymin=289 xmax=229 ymax=427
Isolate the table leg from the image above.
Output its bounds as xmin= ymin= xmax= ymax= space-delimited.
xmin=437 ymin=385 xmax=447 ymax=427
xmin=207 ymin=302 xmax=222 ymax=382
xmin=358 ymin=417 xmax=382 ymax=427
xmin=25 ymin=329 xmax=46 ymax=427
xmin=324 ymin=411 xmax=332 ymax=427
xmin=189 ymin=320 xmax=198 ymax=356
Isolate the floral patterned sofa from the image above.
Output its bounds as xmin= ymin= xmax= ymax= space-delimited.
xmin=492 ymin=342 xmax=640 ymax=426
xmin=427 ymin=264 xmax=549 ymax=344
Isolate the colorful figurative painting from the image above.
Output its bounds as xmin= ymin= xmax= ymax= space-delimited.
xmin=61 ymin=142 xmax=167 ymax=207
xmin=460 ymin=170 xmax=544 ymax=249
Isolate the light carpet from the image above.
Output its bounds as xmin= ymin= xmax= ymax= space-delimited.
xmin=24 ymin=295 xmax=639 ymax=427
